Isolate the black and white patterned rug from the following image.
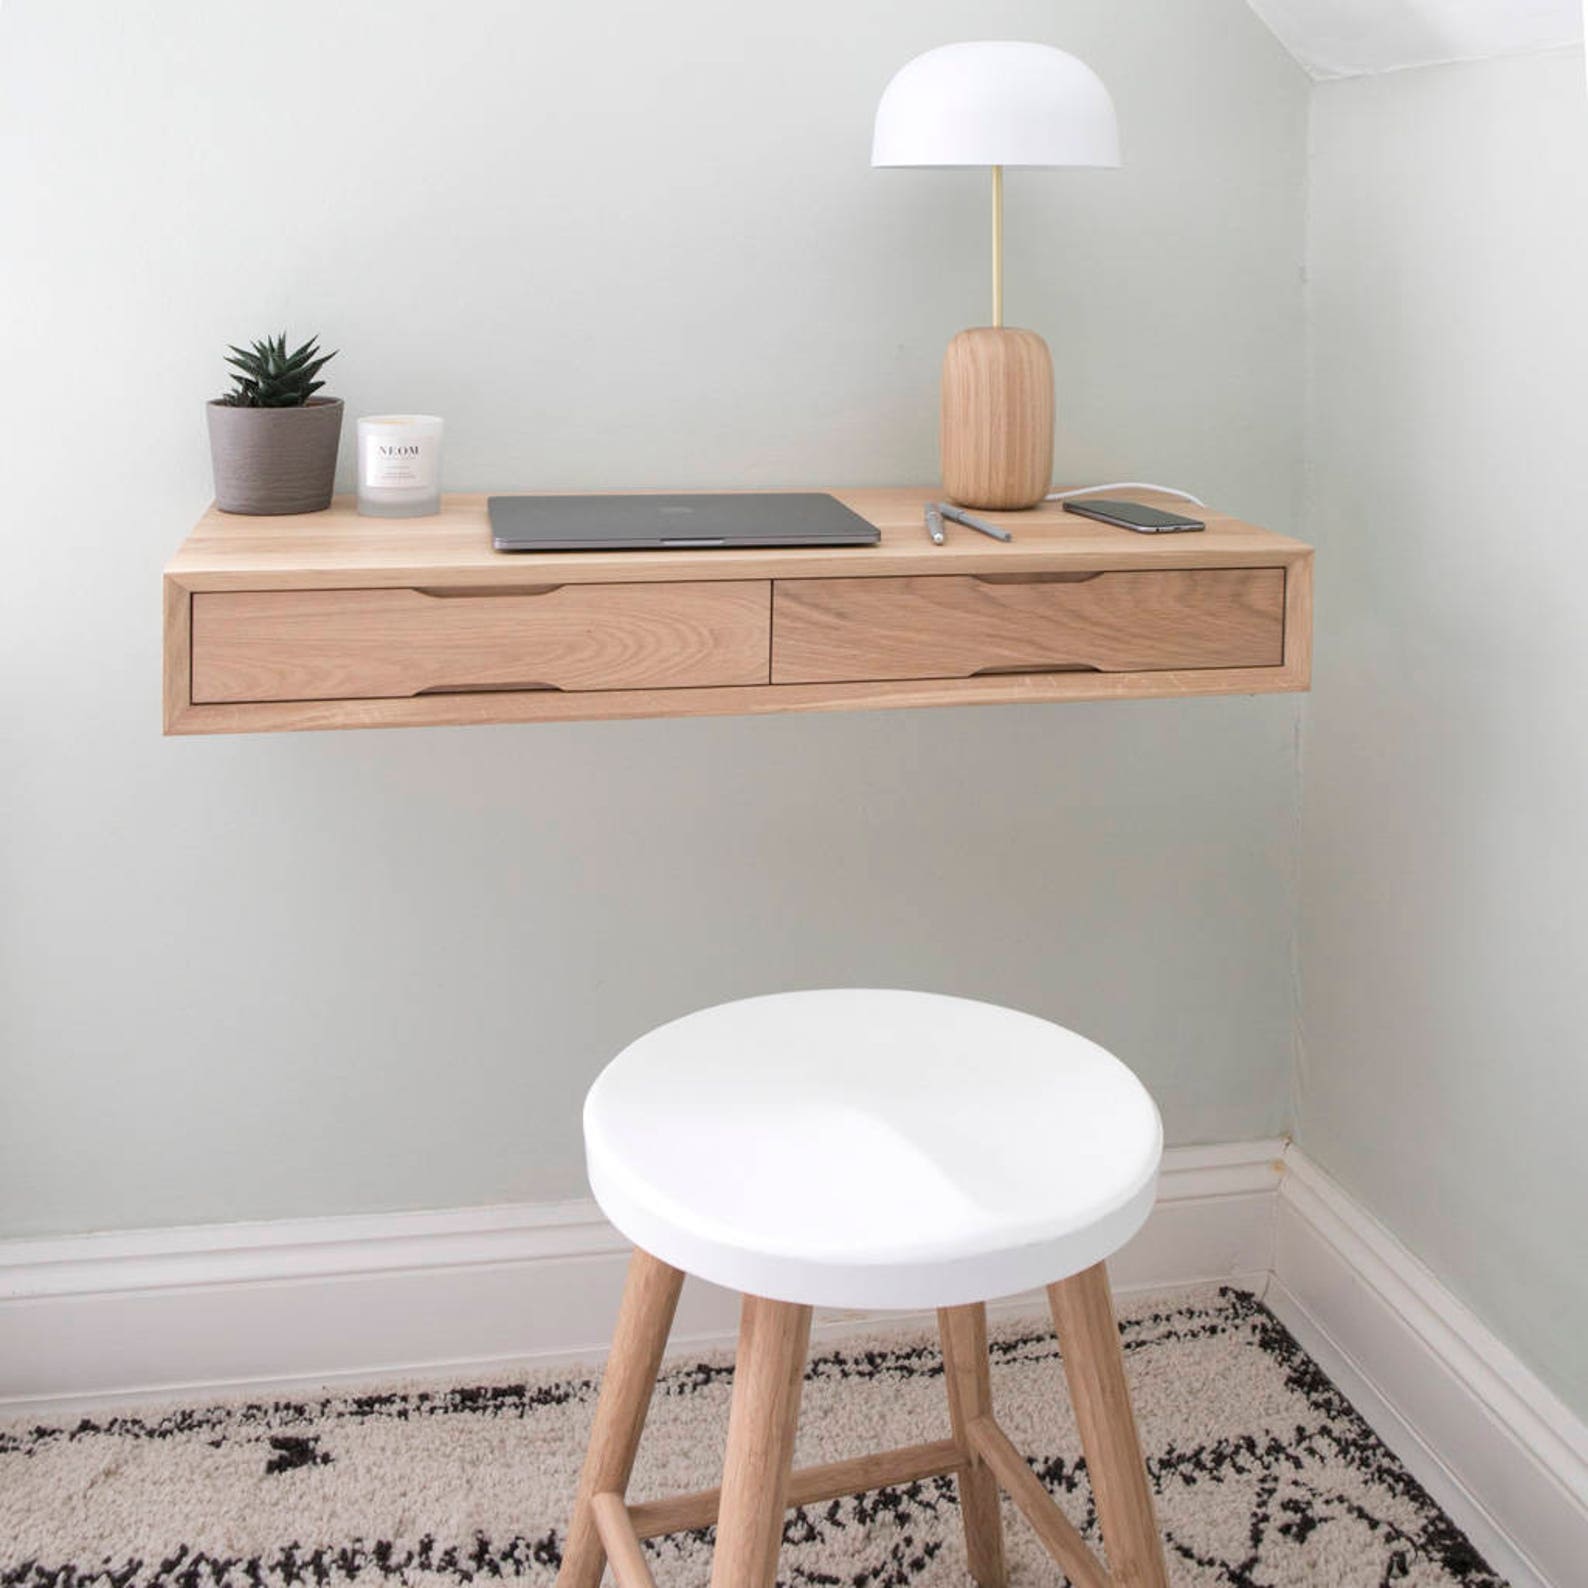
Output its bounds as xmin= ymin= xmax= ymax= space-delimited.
xmin=0 ymin=1287 xmax=1504 ymax=1587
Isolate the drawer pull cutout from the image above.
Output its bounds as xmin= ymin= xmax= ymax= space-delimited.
xmin=972 ymin=571 xmax=1102 ymax=585
xmin=414 ymin=584 xmax=565 ymax=599
xmin=417 ymin=681 xmax=563 ymax=696
xmin=972 ymin=663 xmax=1099 ymax=677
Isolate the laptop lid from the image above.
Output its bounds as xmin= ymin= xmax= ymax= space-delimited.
xmin=488 ymin=492 xmax=881 ymax=552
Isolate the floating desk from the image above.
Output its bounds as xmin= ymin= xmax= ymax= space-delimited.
xmin=163 ymin=488 xmax=1312 ymax=736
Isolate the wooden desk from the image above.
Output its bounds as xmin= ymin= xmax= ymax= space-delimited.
xmin=163 ymin=488 xmax=1312 ymax=736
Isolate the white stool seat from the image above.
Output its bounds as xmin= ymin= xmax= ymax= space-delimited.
xmin=584 ymin=989 xmax=1162 ymax=1309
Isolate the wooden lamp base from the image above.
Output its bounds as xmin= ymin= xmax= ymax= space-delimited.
xmin=940 ymin=327 xmax=1054 ymax=510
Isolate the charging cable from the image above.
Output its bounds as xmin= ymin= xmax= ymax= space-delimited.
xmin=1045 ymin=481 xmax=1207 ymax=507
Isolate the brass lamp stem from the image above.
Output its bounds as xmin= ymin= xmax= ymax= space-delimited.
xmin=991 ymin=164 xmax=1004 ymax=328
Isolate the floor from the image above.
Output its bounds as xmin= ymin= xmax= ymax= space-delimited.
xmin=0 ymin=1286 xmax=1504 ymax=1587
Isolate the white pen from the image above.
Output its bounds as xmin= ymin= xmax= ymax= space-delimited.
xmin=939 ymin=503 xmax=1013 ymax=542
xmin=924 ymin=502 xmax=946 ymax=544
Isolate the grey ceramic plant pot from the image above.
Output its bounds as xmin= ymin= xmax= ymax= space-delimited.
xmin=207 ymin=397 xmax=343 ymax=515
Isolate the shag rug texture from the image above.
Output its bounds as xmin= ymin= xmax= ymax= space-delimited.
xmin=0 ymin=1286 xmax=1505 ymax=1588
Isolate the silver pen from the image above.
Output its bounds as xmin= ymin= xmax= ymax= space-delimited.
xmin=924 ymin=502 xmax=946 ymax=544
xmin=939 ymin=504 xmax=1013 ymax=542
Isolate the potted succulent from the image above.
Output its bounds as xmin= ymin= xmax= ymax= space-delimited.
xmin=206 ymin=333 xmax=341 ymax=514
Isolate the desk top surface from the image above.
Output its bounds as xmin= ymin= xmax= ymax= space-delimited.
xmin=167 ymin=486 xmax=1311 ymax=591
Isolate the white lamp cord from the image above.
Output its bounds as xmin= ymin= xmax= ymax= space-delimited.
xmin=1045 ymin=481 xmax=1207 ymax=507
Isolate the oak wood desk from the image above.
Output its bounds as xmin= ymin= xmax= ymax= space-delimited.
xmin=163 ymin=488 xmax=1312 ymax=736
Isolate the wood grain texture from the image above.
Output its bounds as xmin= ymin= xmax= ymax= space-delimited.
xmin=1048 ymin=1264 xmax=1170 ymax=1588
xmin=967 ymin=1415 xmax=1112 ymax=1588
xmin=166 ymin=489 xmax=1310 ymax=589
xmin=163 ymin=659 xmax=1312 ymax=736
xmin=939 ymin=1306 xmax=1008 ymax=1588
xmin=590 ymin=1493 xmax=659 ymax=1588
xmin=162 ymin=576 xmax=192 ymax=733
xmin=555 ymin=1251 xmax=684 ymax=1588
xmin=940 ymin=329 xmax=1055 ymax=510
xmin=709 ymin=1296 xmax=812 ymax=1588
xmin=1283 ymin=556 xmax=1313 ymax=685
xmin=190 ymin=582 xmax=770 ymax=703
xmin=772 ymin=569 xmax=1285 ymax=684
xmin=162 ymin=489 xmax=1312 ymax=733
xmin=625 ymin=1439 xmax=963 ymax=1540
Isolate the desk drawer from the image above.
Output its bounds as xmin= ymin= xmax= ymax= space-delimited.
xmin=191 ymin=581 xmax=770 ymax=703
xmin=771 ymin=568 xmax=1285 ymax=684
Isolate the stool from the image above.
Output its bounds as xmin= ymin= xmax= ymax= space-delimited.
xmin=557 ymin=989 xmax=1169 ymax=1588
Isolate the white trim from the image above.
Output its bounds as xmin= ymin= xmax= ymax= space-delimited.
xmin=5 ymin=1136 xmax=1585 ymax=1588
xmin=0 ymin=1140 xmax=1282 ymax=1416
xmin=0 ymin=1197 xmax=625 ymax=1298
xmin=1242 ymin=0 xmax=1583 ymax=80
xmin=1270 ymin=1146 xmax=1588 ymax=1588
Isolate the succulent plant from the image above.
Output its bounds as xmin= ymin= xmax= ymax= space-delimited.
xmin=218 ymin=332 xmax=337 ymax=408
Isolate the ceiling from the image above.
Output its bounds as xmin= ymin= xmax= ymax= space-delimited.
xmin=1244 ymin=0 xmax=1583 ymax=78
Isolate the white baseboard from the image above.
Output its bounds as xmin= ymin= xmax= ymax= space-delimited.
xmin=5 ymin=1137 xmax=1584 ymax=1588
xmin=0 ymin=1139 xmax=1282 ymax=1417
xmin=1269 ymin=1148 xmax=1588 ymax=1588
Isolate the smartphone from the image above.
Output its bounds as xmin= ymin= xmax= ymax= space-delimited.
xmin=1062 ymin=499 xmax=1205 ymax=533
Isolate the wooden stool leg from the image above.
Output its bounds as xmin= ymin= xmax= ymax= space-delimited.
xmin=709 ymin=1294 xmax=813 ymax=1588
xmin=1047 ymin=1263 xmax=1170 ymax=1588
xmin=556 ymin=1249 xmax=685 ymax=1588
xmin=938 ymin=1304 xmax=1008 ymax=1588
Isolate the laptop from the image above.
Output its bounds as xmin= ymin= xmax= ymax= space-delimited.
xmin=488 ymin=492 xmax=880 ymax=552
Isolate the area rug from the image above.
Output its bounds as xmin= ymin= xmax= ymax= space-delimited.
xmin=0 ymin=1286 xmax=1504 ymax=1587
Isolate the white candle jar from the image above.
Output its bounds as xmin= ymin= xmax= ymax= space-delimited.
xmin=357 ymin=414 xmax=444 ymax=517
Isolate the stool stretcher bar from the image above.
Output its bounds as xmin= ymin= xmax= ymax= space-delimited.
xmin=602 ymin=1419 xmax=1121 ymax=1588
xmin=590 ymin=1492 xmax=658 ymax=1588
xmin=622 ymin=1436 xmax=965 ymax=1540
xmin=968 ymin=1415 xmax=1115 ymax=1588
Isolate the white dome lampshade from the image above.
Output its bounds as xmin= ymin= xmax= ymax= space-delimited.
xmin=872 ymin=42 xmax=1120 ymax=169
xmin=871 ymin=42 xmax=1121 ymax=513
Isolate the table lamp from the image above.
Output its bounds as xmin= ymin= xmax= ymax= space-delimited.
xmin=873 ymin=41 xmax=1120 ymax=510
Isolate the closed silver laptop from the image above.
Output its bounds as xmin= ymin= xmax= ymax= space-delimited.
xmin=489 ymin=492 xmax=880 ymax=552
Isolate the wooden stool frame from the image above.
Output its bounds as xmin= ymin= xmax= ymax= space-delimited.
xmin=556 ymin=1248 xmax=1170 ymax=1588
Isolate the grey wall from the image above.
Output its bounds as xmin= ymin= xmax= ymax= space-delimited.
xmin=0 ymin=0 xmax=1308 ymax=1237
xmin=1298 ymin=47 xmax=1588 ymax=1417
